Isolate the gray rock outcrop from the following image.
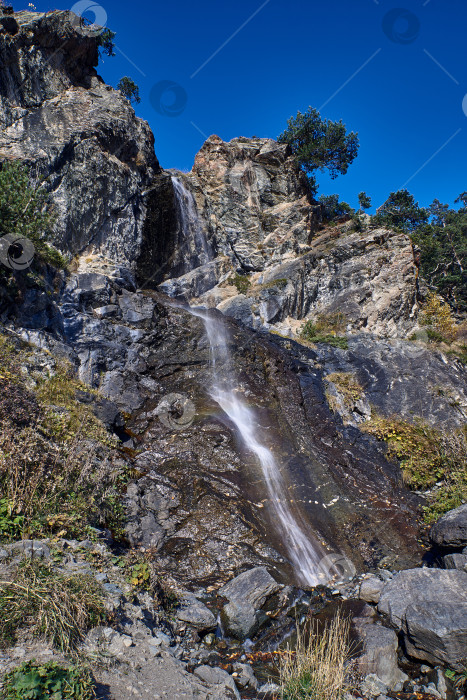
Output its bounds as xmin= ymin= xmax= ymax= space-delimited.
xmin=378 ymin=568 xmax=467 ymax=630
xmin=0 ymin=10 xmax=177 ymax=275
xmin=404 ymin=602 xmax=467 ymax=670
xmin=430 ymin=503 xmax=467 ymax=549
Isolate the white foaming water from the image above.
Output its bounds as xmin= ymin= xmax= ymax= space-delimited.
xmin=171 ymin=177 xmax=327 ymax=586
xmin=171 ymin=177 xmax=212 ymax=269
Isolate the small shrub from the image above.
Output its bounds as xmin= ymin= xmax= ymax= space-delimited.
xmin=362 ymin=415 xmax=467 ymax=523
xmin=1 ymin=660 xmax=97 ymax=699
xmin=0 ymin=561 xmax=106 ymax=653
xmin=129 ymin=560 xmax=151 ymax=590
xmin=420 ymin=292 xmax=458 ymax=343
xmin=280 ymin=612 xmax=352 ymax=700
xmin=260 ymin=278 xmax=288 ymax=290
xmin=230 ymin=273 xmax=251 ymax=295
xmin=0 ymin=161 xmax=64 ymax=270
xmin=325 ymin=372 xmax=363 ymax=408
xmin=300 ymin=314 xmax=348 ymax=349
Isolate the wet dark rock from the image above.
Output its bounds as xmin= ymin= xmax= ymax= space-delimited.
xmin=430 ymin=503 xmax=467 ymax=549
xmin=404 ymin=602 xmax=467 ymax=670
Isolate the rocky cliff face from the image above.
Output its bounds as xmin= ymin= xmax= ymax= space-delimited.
xmin=162 ymin=136 xmax=420 ymax=339
xmin=0 ymin=10 xmax=177 ymax=274
xmin=1 ymin=10 xmax=466 ymax=590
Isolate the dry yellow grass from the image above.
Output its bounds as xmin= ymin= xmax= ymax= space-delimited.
xmin=279 ymin=612 xmax=352 ymax=700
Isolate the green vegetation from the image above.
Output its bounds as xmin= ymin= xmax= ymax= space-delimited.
xmin=325 ymin=372 xmax=363 ymax=410
xmin=362 ymin=415 xmax=467 ymax=523
xmin=230 ymin=273 xmax=251 ymax=294
xmin=128 ymin=559 xmax=151 ymax=590
xmin=0 ymin=161 xmax=64 ymax=269
xmin=0 ymin=333 xmax=126 ymax=542
xmin=280 ymin=613 xmax=351 ymax=700
xmin=117 ymin=76 xmax=141 ymax=105
xmin=259 ymin=278 xmax=288 ymax=290
xmin=96 ymin=28 xmax=116 ymax=57
xmin=0 ymin=561 xmax=106 ymax=653
xmin=371 ymin=189 xmax=467 ymax=312
xmin=358 ymin=191 xmax=371 ymax=212
xmin=278 ymin=107 xmax=359 ymax=196
xmin=300 ymin=313 xmax=348 ymax=349
xmin=1 ymin=660 xmax=97 ymax=699
xmin=318 ymin=194 xmax=353 ymax=222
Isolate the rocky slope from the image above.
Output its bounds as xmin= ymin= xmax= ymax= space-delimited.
xmin=0 ymin=8 xmax=466 ymax=700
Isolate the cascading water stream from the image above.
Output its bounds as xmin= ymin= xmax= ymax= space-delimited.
xmin=170 ymin=177 xmax=328 ymax=586
xmin=171 ymin=176 xmax=212 ymax=270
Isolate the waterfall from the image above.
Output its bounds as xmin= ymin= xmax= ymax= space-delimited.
xmin=171 ymin=177 xmax=212 ymax=272
xmin=171 ymin=177 xmax=327 ymax=586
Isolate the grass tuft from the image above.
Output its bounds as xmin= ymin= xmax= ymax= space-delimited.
xmin=0 ymin=561 xmax=106 ymax=654
xmin=279 ymin=612 xmax=352 ymax=700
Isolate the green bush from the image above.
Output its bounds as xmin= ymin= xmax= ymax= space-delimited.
xmin=362 ymin=415 xmax=467 ymax=523
xmin=1 ymin=660 xmax=97 ymax=699
xmin=0 ymin=161 xmax=65 ymax=270
xmin=230 ymin=273 xmax=251 ymax=294
xmin=300 ymin=314 xmax=348 ymax=349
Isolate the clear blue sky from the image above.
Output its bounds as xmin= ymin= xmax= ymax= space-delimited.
xmin=29 ymin=0 xmax=467 ymax=211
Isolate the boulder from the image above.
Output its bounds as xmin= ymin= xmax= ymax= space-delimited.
xmin=359 ymin=577 xmax=385 ymax=604
xmin=377 ymin=568 xmax=467 ymax=630
xmin=218 ymin=566 xmax=282 ymax=609
xmin=221 ymin=601 xmax=258 ymax=641
xmin=430 ymin=504 xmax=467 ymax=549
xmin=404 ymin=602 xmax=467 ymax=670
xmin=356 ymin=624 xmax=407 ymax=688
xmin=193 ymin=665 xmax=240 ymax=699
xmin=443 ymin=553 xmax=467 ymax=571
xmin=176 ymin=594 xmax=217 ymax=631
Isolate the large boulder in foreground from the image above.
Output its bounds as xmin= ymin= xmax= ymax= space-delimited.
xmin=430 ymin=503 xmax=467 ymax=549
xmin=378 ymin=568 xmax=467 ymax=630
xmin=378 ymin=568 xmax=467 ymax=669
xmin=404 ymin=602 xmax=467 ymax=670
